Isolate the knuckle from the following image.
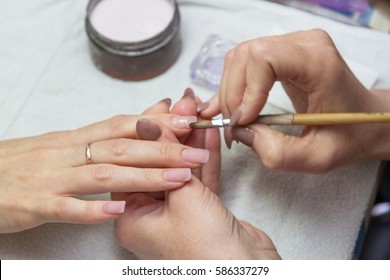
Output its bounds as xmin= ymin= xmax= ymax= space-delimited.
xmin=144 ymin=170 xmax=157 ymax=186
xmin=247 ymin=40 xmax=272 ymax=60
xmin=310 ymin=29 xmax=333 ymax=44
xmin=261 ymin=151 xmax=285 ymax=170
xmin=46 ymin=198 xmax=70 ymax=222
xmin=158 ymin=142 xmax=174 ymax=162
xmin=106 ymin=115 xmax=129 ymax=132
xmin=109 ymin=138 xmax=129 ymax=158
xmin=257 ymin=142 xmax=286 ymax=171
xmin=92 ymin=164 xmax=115 ymax=183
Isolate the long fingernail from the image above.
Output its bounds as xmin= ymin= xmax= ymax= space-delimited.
xmin=159 ymin=97 xmax=172 ymax=107
xmin=102 ymin=201 xmax=126 ymax=215
xmin=232 ymin=127 xmax=254 ymax=147
xmin=197 ymin=101 xmax=209 ymax=113
xmin=171 ymin=116 xmax=197 ymax=129
xmin=182 ymin=87 xmax=195 ymax=100
xmin=182 ymin=148 xmax=209 ymax=163
xmin=200 ymin=94 xmax=218 ymax=114
xmin=224 ymin=127 xmax=233 ymax=149
xmin=136 ymin=118 xmax=162 ymax=141
xmin=230 ymin=104 xmax=244 ymax=126
xmin=163 ymin=168 xmax=192 ymax=182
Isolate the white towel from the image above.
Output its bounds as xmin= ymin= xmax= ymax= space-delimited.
xmin=0 ymin=0 xmax=389 ymax=259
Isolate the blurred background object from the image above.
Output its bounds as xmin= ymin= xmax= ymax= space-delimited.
xmin=268 ymin=0 xmax=390 ymax=33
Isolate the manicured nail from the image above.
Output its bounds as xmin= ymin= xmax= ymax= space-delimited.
xmin=197 ymin=101 xmax=209 ymax=113
xmin=102 ymin=201 xmax=126 ymax=215
xmin=232 ymin=127 xmax=254 ymax=147
xmin=182 ymin=87 xmax=195 ymax=100
xmin=171 ymin=116 xmax=197 ymax=129
xmin=224 ymin=127 xmax=233 ymax=149
xmin=159 ymin=97 xmax=172 ymax=107
xmin=182 ymin=148 xmax=209 ymax=163
xmin=136 ymin=118 xmax=162 ymax=140
xmin=163 ymin=168 xmax=192 ymax=182
xmin=230 ymin=104 xmax=244 ymax=126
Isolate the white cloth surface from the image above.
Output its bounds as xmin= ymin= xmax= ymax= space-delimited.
xmin=1 ymin=0 xmax=390 ymax=259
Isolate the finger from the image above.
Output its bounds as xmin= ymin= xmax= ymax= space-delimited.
xmin=62 ymin=165 xmax=192 ymax=194
xmin=260 ymin=29 xmax=336 ymax=47
xmin=198 ymin=93 xmax=220 ymax=119
xmin=281 ymin=80 xmax=309 ymax=113
xmin=221 ymin=30 xmax=337 ymax=125
xmin=171 ymin=88 xmax=197 ymax=116
xmin=166 ymin=175 xmax=224 ymax=217
xmin=249 ymin=124 xmax=334 ymax=173
xmin=67 ymin=114 xmax=188 ymax=145
xmin=137 ymin=118 xmax=181 ymax=143
xmin=142 ymin=98 xmax=172 ymax=114
xmin=229 ymin=41 xmax=329 ymax=125
xmin=171 ymin=88 xmax=198 ymax=143
xmin=184 ymin=128 xmax=206 ymax=179
xmin=218 ymin=48 xmax=236 ymax=119
xmin=200 ymin=128 xmax=221 ymax=194
xmin=62 ymin=138 xmax=208 ymax=168
xmin=42 ymin=197 xmax=126 ymax=224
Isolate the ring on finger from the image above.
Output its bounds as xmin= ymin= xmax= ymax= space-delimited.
xmin=85 ymin=143 xmax=94 ymax=165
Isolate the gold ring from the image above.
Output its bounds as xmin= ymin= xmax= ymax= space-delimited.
xmin=85 ymin=143 xmax=93 ymax=165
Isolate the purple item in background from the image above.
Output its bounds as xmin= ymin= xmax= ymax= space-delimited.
xmin=304 ymin=0 xmax=369 ymax=13
xmin=190 ymin=35 xmax=237 ymax=90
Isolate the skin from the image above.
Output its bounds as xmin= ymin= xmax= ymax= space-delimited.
xmin=201 ymin=29 xmax=390 ymax=173
xmin=0 ymin=99 xmax=209 ymax=233
xmin=113 ymin=91 xmax=281 ymax=260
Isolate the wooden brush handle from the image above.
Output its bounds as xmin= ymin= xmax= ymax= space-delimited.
xmin=255 ymin=113 xmax=390 ymax=125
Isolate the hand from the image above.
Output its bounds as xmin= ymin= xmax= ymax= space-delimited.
xmin=115 ymin=175 xmax=280 ymax=259
xmin=114 ymin=90 xmax=281 ymax=259
xmin=0 ymin=104 xmax=209 ymax=233
xmin=201 ymin=29 xmax=389 ymax=172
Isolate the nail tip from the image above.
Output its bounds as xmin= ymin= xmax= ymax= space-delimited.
xmin=182 ymin=88 xmax=195 ymax=101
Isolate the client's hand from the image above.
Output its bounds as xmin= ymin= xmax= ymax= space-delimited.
xmin=114 ymin=90 xmax=280 ymax=259
xmin=115 ymin=175 xmax=280 ymax=259
xmin=0 ymin=101 xmax=209 ymax=233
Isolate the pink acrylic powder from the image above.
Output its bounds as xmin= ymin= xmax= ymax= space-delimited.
xmin=90 ymin=0 xmax=175 ymax=42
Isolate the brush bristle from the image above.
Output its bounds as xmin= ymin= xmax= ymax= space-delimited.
xmin=189 ymin=120 xmax=213 ymax=129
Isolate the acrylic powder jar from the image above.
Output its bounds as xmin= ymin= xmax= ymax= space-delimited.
xmin=85 ymin=0 xmax=181 ymax=80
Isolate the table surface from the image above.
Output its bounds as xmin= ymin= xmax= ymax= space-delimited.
xmin=1 ymin=0 xmax=390 ymax=259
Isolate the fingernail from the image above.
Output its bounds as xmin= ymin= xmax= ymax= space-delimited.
xmin=182 ymin=148 xmax=209 ymax=163
xmin=197 ymin=101 xmax=209 ymax=113
xmin=136 ymin=118 xmax=162 ymax=140
xmin=159 ymin=98 xmax=172 ymax=107
xmin=230 ymin=104 xmax=244 ymax=126
xmin=163 ymin=168 xmax=192 ymax=182
xmin=171 ymin=116 xmax=197 ymax=129
xmin=182 ymin=87 xmax=195 ymax=100
xmin=232 ymin=127 xmax=254 ymax=147
xmin=102 ymin=201 xmax=126 ymax=215
xmin=224 ymin=127 xmax=233 ymax=149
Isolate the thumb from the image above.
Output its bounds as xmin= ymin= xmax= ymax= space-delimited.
xmin=166 ymin=175 xmax=222 ymax=216
xmin=232 ymin=124 xmax=327 ymax=172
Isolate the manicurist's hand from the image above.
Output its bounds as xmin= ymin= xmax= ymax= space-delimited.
xmin=201 ymin=29 xmax=390 ymax=173
xmin=0 ymin=100 xmax=209 ymax=233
